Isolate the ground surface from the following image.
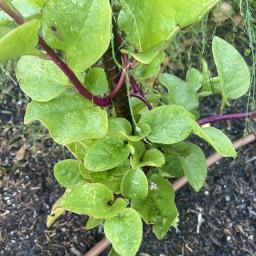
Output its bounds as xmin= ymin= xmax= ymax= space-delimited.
xmin=1 ymin=2 xmax=256 ymax=256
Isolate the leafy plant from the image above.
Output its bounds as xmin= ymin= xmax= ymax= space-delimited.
xmin=0 ymin=0 xmax=252 ymax=255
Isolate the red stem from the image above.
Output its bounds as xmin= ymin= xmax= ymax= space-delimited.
xmin=198 ymin=110 xmax=256 ymax=125
xmin=0 ymin=1 xmax=110 ymax=107
xmin=38 ymin=38 xmax=110 ymax=106
xmin=129 ymin=76 xmax=153 ymax=110
xmin=130 ymin=93 xmax=153 ymax=110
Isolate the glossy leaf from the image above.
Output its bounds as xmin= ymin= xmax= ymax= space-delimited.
xmin=120 ymin=123 xmax=151 ymax=142
xmin=173 ymin=0 xmax=219 ymax=28
xmin=132 ymin=148 xmax=165 ymax=169
xmin=133 ymin=52 xmax=165 ymax=80
xmin=0 ymin=19 xmax=40 ymax=62
xmin=108 ymin=118 xmax=132 ymax=137
xmin=54 ymin=160 xmax=86 ymax=189
xmin=89 ymin=160 xmax=130 ymax=193
xmin=132 ymin=174 xmax=178 ymax=239
xmin=118 ymin=0 xmax=177 ymax=52
xmin=59 ymin=183 xmax=127 ymax=218
xmin=140 ymin=105 xmax=193 ymax=144
xmin=179 ymin=143 xmax=207 ymax=192
xmin=158 ymin=154 xmax=184 ymax=178
xmin=29 ymin=0 xmax=46 ymax=7
xmin=193 ymin=123 xmax=237 ymax=158
xmin=24 ymin=89 xmax=108 ymax=145
xmin=104 ymin=208 xmax=143 ymax=256
xmin=0 ymin=0 xmax=41 ymax=23
xmin=186 ymin=68 xmax=203 ymax=92
xmin=84 ymin=68 xmax=109 ymax=95
xmin=85 ymin=217 xmax=103 ymax=230
xmin=121 ymin=169 xmax=148 ymax=200
xmin=67 ymin=140 xmax=94 ymax=161
xmin=42 ymin=0 xmax=111 ymax=71
xmin=108 ymin=248 xmax=121 ymax=256
xmin=16 ymin=56 xmax=69 ymax=102
xmin=159 ymin=73 xmax=199 ymax=111
xmin=84 ymin=136 xmax=130 ymax=172
xmin=212 ymin=36 xmax=250 ymax=101
xmin=118 ymin=0 xmax=218 ymax=62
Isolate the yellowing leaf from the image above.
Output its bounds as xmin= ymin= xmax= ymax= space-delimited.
xmin=59 ymin=183 xmax=127 ymax=218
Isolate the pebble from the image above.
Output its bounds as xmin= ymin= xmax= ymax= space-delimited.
xmin=225 ymin=195 xmax=231 ymax=202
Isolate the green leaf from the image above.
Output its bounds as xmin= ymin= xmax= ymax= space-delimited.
xmin=108 ymin=118 xmax=133 ymax=137
xmin=159 ymin=73 xmax=199 ymax=111
xmin=120 ymin=123 xmax=151 ymax=142
xmin=84 ymin=68 xmax=109 ymax=95
xmin=132 ymin=174 xmax=178 ymax=239
xmin=108 ymin=248 xmax=121 ymax=256
xmin=89 ymin=160 xmax=131 ymax=194
xmin=118 ymin=0 xmax=217 ymax=62
xmin=84 ymin=136 xmax=130 ymax=172
xmin=179 ymin=143 xmax=207 ymax=192
xmin=42 ymin=0 xmax=111 ymax=71
xmin=53 ymin=160 xmax=86 ymax=189
xmin=131 ymin=147 xmax=165 ymax=169
xmin=186 ymin=68 xmax=203 ymax=92
xmin=212 ymin=36 xmax=250 ymax=101
xmin=172 ymin=0 xmax=219 ymax=28
xmin=28 ymin=0 xmax=46 ymax=8
xmin=24 ymin=89 xmax=108 ymax=145
xmin=85 ymin=217 xmax=103 ymax=230
xmin=129 ymin=141 xmax=145 ymax=169
xmin=142 ymin=148 xmax=165 ymax=167
xmin=104 ymin=208 xmax=143 ymax=256
xmin=0 ymin=25 xmax=13 ymax=37
xmin=118 ymin=0 xmax=177 ymax=52
xmin=130 ymin=40 xmax=176 ymax=64
xmin=16 ymin=56 xmax=69 ymax=102
xmin=158 ymin=154 xmax=184 ymax=178
xmin=67 ymin=140 xmax=94 ymax=161
xmin=59 ymin=183 xmax=127 ymax=218
xmin=0 ymin=0 xmax=42 ymax=23
xmin=140 ymin=105 xmax=193 ymax=144
xmin=121 ymin=169 xmax=148 ymax=200
xmin=0 ymin=19 xmax=40 ymax=62
xmin=133 ymin=52 xmax=165 ymax=79
xmin=193 ymin=123 xmax=237 ymax=158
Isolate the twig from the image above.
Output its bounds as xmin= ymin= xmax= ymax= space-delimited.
xmin=0 ymin=1 xmax=110 ymax=107
xmin=197 ymin=110 xmax=256 ymax=125
xmin=84 ymin=133 xmax=256 ymax=256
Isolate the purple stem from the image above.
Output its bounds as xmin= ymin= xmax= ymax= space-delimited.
xmin=129 ymin=76 xmax=153 ymax=110
xmin=130 ymin=93 xmax=153 ymax=110
xmin=198 ymin=111 xmax=256 ymax=125
xmin=0 ymin=1 xmax=110 ymax=107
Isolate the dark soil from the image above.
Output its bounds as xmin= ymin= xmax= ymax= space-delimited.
xmin=1 ymin=4 xmax=256 ymax=256
xmin=1 ymin=69 xmax=256 ymax=256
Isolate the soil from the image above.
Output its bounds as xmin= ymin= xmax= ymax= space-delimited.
xmin=1 ymin=70 xmax=256 ymax=256
xmin=1 ymin=4 xmax=256 ymax=256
